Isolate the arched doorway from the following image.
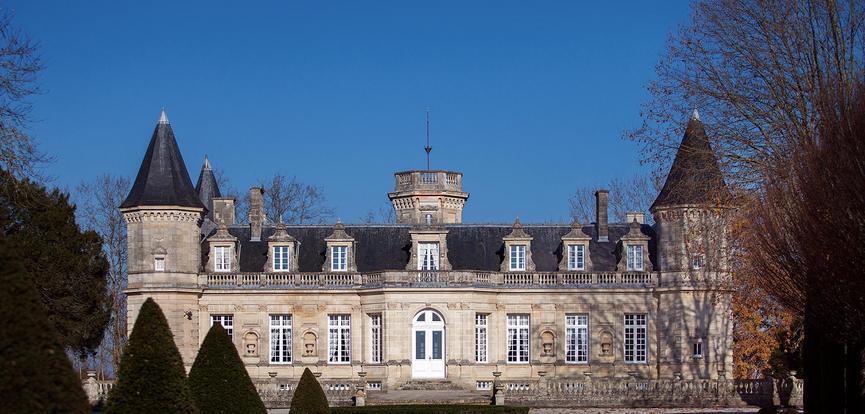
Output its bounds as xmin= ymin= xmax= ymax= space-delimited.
xmin=412 ymin=309 xmax=445 ymax=378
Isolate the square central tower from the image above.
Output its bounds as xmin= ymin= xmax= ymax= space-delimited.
xmin=388 ymin=170 xmax=469 ymax=224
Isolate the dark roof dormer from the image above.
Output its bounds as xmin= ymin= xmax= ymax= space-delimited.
xmin=121 ymin=109 xmax=205 ymax=210
xmin=195 ymin=155 xmax=222 ymax=218
xmin=651 ymin=110 xmax=732 ymax=210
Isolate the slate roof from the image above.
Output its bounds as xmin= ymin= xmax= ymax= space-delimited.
xmin=651 ymin=111 xmax=731 ymax=210
xmin=121 ymin=110 xmax=205 ymax=209
xmin=203 ymin=223 xmax=656 ymax=273
xmin=195 ymin=156 xmax=221 ymax=218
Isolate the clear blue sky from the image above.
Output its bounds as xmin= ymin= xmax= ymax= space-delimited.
xmin=9 ymin=1 xmax=691 ymax=223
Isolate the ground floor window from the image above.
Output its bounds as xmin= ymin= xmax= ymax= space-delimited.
xmin=211 ymin=314 xmax=233 ymax=338
xmin=475 ymin=313 xmax=488 ymax=363
xmin=565 ymin=314 xmax=588 ymax=363
xmin=328 ymin=314 xmax=351 ymax=363
xmin=269 ymin=314 xmax=292 ymax=363
xmin=506 ymin=314 xmax=530 ymax=363
xmin=370 ymin=313 xmax=382 ymax=363
xmin=624 ymin=313 xmax=647 ymax=363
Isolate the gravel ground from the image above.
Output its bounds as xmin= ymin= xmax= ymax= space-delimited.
xmin=530 ymin=409 xmax=762 ymax=414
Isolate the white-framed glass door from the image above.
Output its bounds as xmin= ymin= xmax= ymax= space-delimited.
xmin=411 ymin=309 xmax=445 ymax=378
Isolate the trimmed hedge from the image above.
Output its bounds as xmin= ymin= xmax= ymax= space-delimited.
xmin=104 ymin=298 xmax=198 ymax=414
xmin=290 ymin=367 xmax=331 ymax=414
xmin=188 ymin=323 xmax=266 ymax=413
xmin=0 ymin=240 xmax=90 ymax=413
xmin=332 ymin=406 xmax=529 ymax=414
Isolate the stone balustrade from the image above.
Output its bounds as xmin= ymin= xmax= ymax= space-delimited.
xmin=202 ymin=271 xmax=661 ymax=289
xmin=83 ymin=377 xmax=802 ymax=409
xmin=394 ymin=170 xmax=463 ymax=192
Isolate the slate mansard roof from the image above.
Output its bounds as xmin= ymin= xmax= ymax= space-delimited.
xmin=203 ymin=223 xmax=656 ymax=273
xmin=121 ymin=110 xmax=205 ymax=210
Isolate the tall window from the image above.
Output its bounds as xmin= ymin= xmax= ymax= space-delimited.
xmin=418 ymin=243 xmax=439 ymax=271
xmin=270 ymin=314 xmax=292 ymax=363
xmin=370 ymin=314 xmax=382 ymax=363
xmin=624 ymin=314 xmax=647 ymax=363
xmin=328 ymin=314 xmax=351 ymax=364
xmin=506 ymin=314 xmax=530 ymax=363
xmin=332 ymin=246 xmax=348 ymax=272
xmin=509 ymin=245 xmax=526 ymax=271
xmin=154 ymin=257 xmax=165 ymax=272
xmin=626 ymin=245 xmax=644 ymax=271
xmin=565 ymin=314 xmax=588 ymax=363
xmin=214 ymin=246 xmax=231 ymax=272
xmin=273 ymin=246 xmax=290 ymax=271
xmin=475 ymin=314 xmax=488 ymax=363
xmin=692 ymin=338 xmax=704 ymax=358
xmin=211 ymin=314 xmax=234 ymax=338
xmin=567 ymin=245 xmax=585 ymax=271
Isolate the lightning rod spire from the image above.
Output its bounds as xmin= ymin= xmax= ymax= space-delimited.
xmin=424 ymin=109 xmax=432 ymax=170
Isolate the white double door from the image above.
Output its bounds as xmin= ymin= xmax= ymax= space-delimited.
xmin=411 ymin=309 xmax=445 ymax=378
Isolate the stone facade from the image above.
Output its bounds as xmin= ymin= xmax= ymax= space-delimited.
xmin=121 ymin=110 xmax=739 ymax=407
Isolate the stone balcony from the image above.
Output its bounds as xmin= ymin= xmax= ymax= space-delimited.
xmin=201 ymin=270 xmax=662 ymax=289
xmin=393 ymin=170 xmax=463 ymax=192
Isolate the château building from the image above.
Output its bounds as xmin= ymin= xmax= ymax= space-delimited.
xmin=121 ymin=109 xmax=737 ymax=406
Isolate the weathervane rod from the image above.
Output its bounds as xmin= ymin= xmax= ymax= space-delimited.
xmin=424 ymin=109 xmax=432 ymax=170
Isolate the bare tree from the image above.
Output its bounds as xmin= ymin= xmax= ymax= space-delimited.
xmin=362 ymin=202 xmax=396 ymax=224
xmin=0 ymin=10 xmax=46 ymax=181
xmin=628 ymin=0 xmax=865 ymax=189
xmin=259 ymin=173 xmax=334 ymax=224
xmin=568 ymin=174 xmax=658 ymax=224
xmin=76 ymin=174 xmax=130 ymax=377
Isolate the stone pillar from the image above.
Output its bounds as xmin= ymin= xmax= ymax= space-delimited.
xmin=83 ymin=371 xmax=99 ymax=405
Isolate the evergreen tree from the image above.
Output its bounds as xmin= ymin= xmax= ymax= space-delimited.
xmin=104 ymin=298 xmax=198 ymax=414
xmin=0 ymin=237 xmax=90 ymax=413
xmin=0 ymin=170 xmax=110 ymax=356
xmin=188 ymin=324 xmax=266 ymax=413
xmin=290 ymin=367 xmax=331 ymax=414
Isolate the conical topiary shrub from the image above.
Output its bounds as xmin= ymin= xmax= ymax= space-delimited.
xmin=289 ymin=367 xmax=331 ymax=414
xmin=0 ymin=240 xmax=90 ymax=413
xmin=188 ymin=323 xmax=266 ymax=413
xmin=104 ymin=298 xmax=198 ymax=414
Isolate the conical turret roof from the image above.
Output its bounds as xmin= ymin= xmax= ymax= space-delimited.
xmin=651 ymin=110 xmax=731 ymax=210
xmin=195 ymin=155 xmax=222 ymax=217
xmin=121 ymin=110 xmax=205 ymax=209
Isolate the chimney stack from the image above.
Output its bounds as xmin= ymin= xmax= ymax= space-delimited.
xmin=248 ymin=187 xmax=265 ymax=241
xmin=595 ymin=190 xmax=609 ymax=242
xmin=626 ymin=211 xmax=645 ymax=225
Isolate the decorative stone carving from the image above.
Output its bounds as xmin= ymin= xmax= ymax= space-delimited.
xmin=540 ymin=330 xmax=555 ymax=357
xmin=599 ymin=330 xmax=614 ymax=361
xmin=303 ymin=331 xmax=318 ymax=356
xmin=243 ymin=331 xmax=259 ymax=357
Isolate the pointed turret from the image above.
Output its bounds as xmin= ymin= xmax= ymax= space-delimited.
xmin=121 ymin=110 xmax=204 ymax=209
xmin=195 ymin=155 xmax=222 ymax=218
xmin=651 ymin=111 xmax=731 ymax=210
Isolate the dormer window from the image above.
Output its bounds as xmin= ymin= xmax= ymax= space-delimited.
xmin=626 ymin=245 xmax=644 ymax=271
xmin=154 ymin=257 xmax=165 ymax=272
xmin=567 ymin=245 xmax=585 ymax=271
xmin=692 ymin=255 xmax=705 ymax=270
xmin=509 ymin=245 xmax=527 ymax=271
xmin=424 ymin=214 xmax=433 ymax=225
xmin=214 ymin=246 xmax=231 ymax=272
xmin=418 ymin=242 xmax=439 ymax=271
xmin=273 ymin=246 xmax=291 ymax=272
xmin=331 ymin=246 xmax=347 ymax=272
xmin=693 ymin=338 xmax=704 ymax=358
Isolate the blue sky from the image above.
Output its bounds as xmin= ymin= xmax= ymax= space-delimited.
xmin=9 ymin=1 xmax=691 ymax=223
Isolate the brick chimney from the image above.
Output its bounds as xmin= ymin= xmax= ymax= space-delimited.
xmin=248 ymin=187 xmax=265 ymax=241
xmin=595 ymin=190 xmax=609 ymax=242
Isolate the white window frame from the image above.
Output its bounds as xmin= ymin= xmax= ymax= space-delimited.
xmin=509 ymin=245 xmax=527 ymax=271
xmin=567 ymin=244 xmax=585 ymax=271
xmin=418 ymin=242 xmax=439 ymax=271
xmin=269 ymin=314 xmax=292 ymax=364
xmin=211 ymin=314 xmax=234 ymax=339
xmin=626 ymin=244 xmax=644 ymax=271
xmin=624 ymin=314 xmax=647 ymax=363
xmin=692 ymin=255 xmax=705 ymax=270
xmin=475 ymin=313 xmax=488 ymax=363
xmin=214 ymin=246 xmax=231 ymax=272
xmin=370 ymin=313 xmax=382 ymax=363
xmin=506 ymin=314 xmax=530 ymax=364
xmin=693 ymin=338 xmax=704 ymax=359
xmin=328 ymin=314 xmax=351 ymax=364
xmin=154 ymin=257 xmax=165 ymax=272
xmin=273 ymin=245 xmax=291 ymax=272
xmin=565 ymin=314 xmax=588 ymax=364
xmin=332 ymin=246 xmax=348 ymax=272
